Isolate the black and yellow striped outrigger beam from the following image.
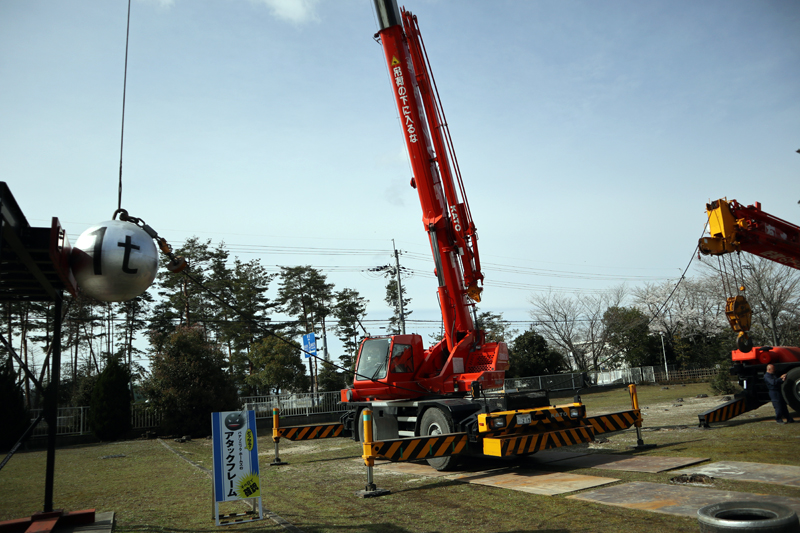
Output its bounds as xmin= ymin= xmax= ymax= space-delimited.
xmin=270 ymin=408 xmax=349 ymax=442
xmin=586 ymin=409 xmax=640 ymax=435
xmin=482 ymin=425 xmax=594 ymax=457
xmin=697 ymin=395 xmax=758 ymax=427
xmin=274 ymin=423 xmax=346 ymax=441
xmin=367 ymin=433 xmax=470 ymax=462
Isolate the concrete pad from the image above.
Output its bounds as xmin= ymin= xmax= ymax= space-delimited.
xmin=674 ymin=461 xmax=800 ymax=487
xmin=568 ymin=481 xmax=800 ymax=517
xmin=455 ymin=470 xmax=619 ymax=496
xmin=594 ymin=456 xmax=708 ymax=473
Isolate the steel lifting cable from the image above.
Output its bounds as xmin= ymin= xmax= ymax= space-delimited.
xmin=647 ymin=220 xmax=708 ymax=329
xmin=117 ymin=0 xmax=132 ymax=211
xmin=736 ymin=251 xmax=747 ymax=299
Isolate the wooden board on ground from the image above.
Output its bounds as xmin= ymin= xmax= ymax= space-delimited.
xmin=568 ymin=481 xmax=800 ymax=517
xmin=674 ymin=461 xmax=800 ymax=487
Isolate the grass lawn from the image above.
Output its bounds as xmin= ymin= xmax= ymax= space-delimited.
xmin=2 ymin=382 xmax=798 ymax=532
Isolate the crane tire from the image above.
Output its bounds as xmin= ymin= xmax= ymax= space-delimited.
xmin=697 ymin=501 xmax=799 ymax=533
xmin=781 ymin=367 xmax=800 ymax=414
xmin=419 ymin=407 xmax=459 ymax=472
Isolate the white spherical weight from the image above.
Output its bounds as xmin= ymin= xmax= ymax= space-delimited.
xmin=72 ymin=220 xmax=159 ymax=302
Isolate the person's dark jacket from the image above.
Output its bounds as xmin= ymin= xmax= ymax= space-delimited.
xmin=765 ymin=372 xmax=783 ymax=402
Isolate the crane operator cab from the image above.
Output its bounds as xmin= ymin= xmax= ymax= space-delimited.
xmin=343 ymin=335 xmax=425 ymax=402
xmin=355 ymin=337 xmax=417 ymax=381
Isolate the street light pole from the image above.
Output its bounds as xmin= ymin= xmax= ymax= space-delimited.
xmin=659 ymin=332 xmax=669 ymax=382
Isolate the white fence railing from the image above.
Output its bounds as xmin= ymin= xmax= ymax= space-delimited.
xmin=505 ymin=366 xmax=656 ymax=392
xmin=29 ymin=404 xmax=160 ymax=438
xmin=241 ymin=391 xmax=346 ymax=419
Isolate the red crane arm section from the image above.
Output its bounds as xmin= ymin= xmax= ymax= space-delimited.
xmin=374 ymin=3 xmax=484 ymax=350
xmin=700 ymin=198 xmax=800 ymax=270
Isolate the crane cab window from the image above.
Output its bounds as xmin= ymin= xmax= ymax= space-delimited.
xmin=390 ymin=344 xmax=414 ymax=373
xmin=356 ymin=338 xmax=391 ymax=381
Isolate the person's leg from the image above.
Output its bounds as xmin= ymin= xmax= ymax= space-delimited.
xmin=781 ymin=401 xmax=794 ymax=423
xmin=772 ymin=399 xmax=785 ymax=422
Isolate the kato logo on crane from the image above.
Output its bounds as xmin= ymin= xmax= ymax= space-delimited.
xmin=449 ymin=204 xmax=461 ymax=232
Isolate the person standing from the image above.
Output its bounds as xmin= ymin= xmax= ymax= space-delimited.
xmin=765 ymin=364 xmax=795 ymax=424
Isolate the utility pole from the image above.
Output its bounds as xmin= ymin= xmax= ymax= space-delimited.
xmin=321 ymin=313 xmax=329 ymax=361
xmin=660 ymin=332 xmax=670 ymax=382
xmin=393 ymin=240 xmax=406 ymax=335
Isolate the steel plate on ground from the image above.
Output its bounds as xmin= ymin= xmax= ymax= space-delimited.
xmin=372 ymin=460 xmax=617 ymax=495
xmin=568 ymin=481 xmax=800 ymax=517
xmin=454 ymin=470 xmax=618 ymax=496
xmin=673 ymin=461 xmax=800 ymax=487
xmin=593 ymin=456 xmax=708 ymax=473
xmin=523 ymin=450 xmax=591 ymax=464
xmin=540 ymin=453 xmax=634 ymax=469
xmin=541 ymin=453 xmax=707 ymax=473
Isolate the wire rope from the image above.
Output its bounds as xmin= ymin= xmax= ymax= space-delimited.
xmin=117 ymin=0 xmax=132 ymax=211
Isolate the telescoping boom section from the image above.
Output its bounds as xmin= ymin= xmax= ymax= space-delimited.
xmin=343 ymin=0 xmax=507 ymax=403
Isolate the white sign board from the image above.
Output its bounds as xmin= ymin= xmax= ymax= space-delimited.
xmin=211 ymin=410 xmax=261 ymax=502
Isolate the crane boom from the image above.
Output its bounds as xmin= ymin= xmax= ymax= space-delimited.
xmin=699 ymin=198 xmax=800 ymax=352
xmin=341 ymin=1 xmax=507 ymax=403
xmin=699 ymin=198 xmax=800 ymax=270
xmin=374 ymin=1 xmax=482 ymax=351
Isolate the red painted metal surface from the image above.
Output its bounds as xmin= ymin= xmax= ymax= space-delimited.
xmin=345 ymin=3 xmax=507 ymax=402
xmin=727 ymin=199 xmax=800 ymax=270
xmin=732 ymin=346 xmax=800 ymax=364
xmin=0 ymin=509 xmax=95 ymax=533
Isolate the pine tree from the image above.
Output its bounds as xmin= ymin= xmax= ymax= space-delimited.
xmin=89 ymin=356 xmax=132 ymax=441
xmin=0 ymin=361 xmax=30 ymax=450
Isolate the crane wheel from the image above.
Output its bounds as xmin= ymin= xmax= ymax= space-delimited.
xmin=781 ymin=367 xmax=800 ymax=414
xmin=419 ymin=407 xmax=459 ymax=472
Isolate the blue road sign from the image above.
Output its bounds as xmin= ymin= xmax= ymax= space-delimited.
xmin=302 ymin=333 xmax=317 ymax=359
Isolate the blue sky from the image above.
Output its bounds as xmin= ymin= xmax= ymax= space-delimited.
xmin=1 ymin=0 xmax=798 ymax=366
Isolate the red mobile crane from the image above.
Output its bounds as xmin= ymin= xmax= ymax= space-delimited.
xmin=332 ymin=0 xmax=642 ymax=471
xmin=269 ymin=1 xmax=643 ymax=475
xmin=697 ymin=198 xmax=800 ymax=426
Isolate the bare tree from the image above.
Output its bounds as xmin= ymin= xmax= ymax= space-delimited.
xmin=529 ymin=287 xmax=626 ymax=371
xmin=698 ymin=255 xmax=800 ymax=347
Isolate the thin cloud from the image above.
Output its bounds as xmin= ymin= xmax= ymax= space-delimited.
xmin=253 ymin=0 xmax=320 ymax=24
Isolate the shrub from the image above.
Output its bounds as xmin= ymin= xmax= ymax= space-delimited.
xmin=143 ymin=326 xmax=238 ymax=437
xmin=710 ymin=368 xmax=737 ymax=395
